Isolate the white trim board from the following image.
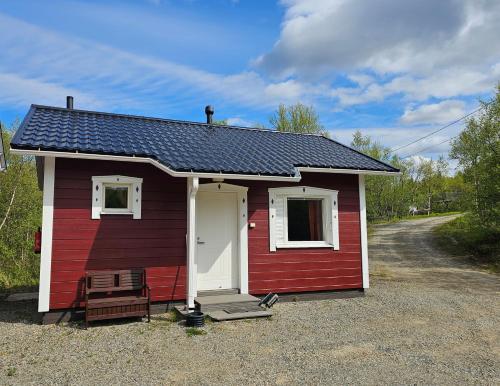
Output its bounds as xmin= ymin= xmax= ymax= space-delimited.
xmin=38 ymin=156 xmax=55 ymax=312
xmin=10 ymin=148 xmax=400 ymax=181
xmin=10 ymin=148 xmax=300 ymax=182
xmin=186 ymin=177 xmax=199 ymax=309
xmin=297 ymin=167 xmax=399 ymax=176
xmin=359 ymin=175 xmax=369 ymax=289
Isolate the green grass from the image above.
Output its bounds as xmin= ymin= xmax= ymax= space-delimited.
xmin=185 ymin=327 xmax=207 ymax=337
xmin=433 ymin=214 xmax=500 ymax=273
xmin=6 ymin=367 xmax=16 ymax=377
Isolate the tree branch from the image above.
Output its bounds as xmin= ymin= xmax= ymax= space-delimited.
xmin=0 ymin=184 xmax=17 ymax=231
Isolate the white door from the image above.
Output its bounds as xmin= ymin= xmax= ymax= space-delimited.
xmin=196 ymin=191 xmax=238 ymax=291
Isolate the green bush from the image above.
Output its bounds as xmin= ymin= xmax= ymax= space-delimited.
xmin=434 ymin=215 xmax=500 ymax=272
xmin=0 ymin=124 xmax=42 ymax=291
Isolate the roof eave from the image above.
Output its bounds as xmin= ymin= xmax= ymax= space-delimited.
xmin=10 ymin=147 xmax=400 ymax=179
xmin=9 ymin=147 xmax=302 ymax=182
xmin=297 ymin=166 xmax=400 ymax=176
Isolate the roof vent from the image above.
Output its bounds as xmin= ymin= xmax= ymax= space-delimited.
xmin=66 ymin=96 xmax=74 ymax=109
xmin=205 ymin=105 xmax=214 ymax=124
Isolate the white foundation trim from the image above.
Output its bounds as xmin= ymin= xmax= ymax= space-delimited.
xmin=186 ymin=177 xmax=199 ymax=309
xmin=38 ymin=156 xmax=55 ymax=312
xmin=359 ymin=175 xmax=369 ymax=289
xmin=198 ymin=183 xmax=249 ymax=295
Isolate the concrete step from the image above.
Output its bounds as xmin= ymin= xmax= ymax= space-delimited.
xmin=197 ymin=289 xmax=239 ymax=297
xmin=195 ymin=294 xmax=261 ymax=312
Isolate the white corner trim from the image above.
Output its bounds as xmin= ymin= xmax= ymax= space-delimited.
xmin=198 ymin=182 xmax=249 ymax=294
xmin=268 ymin=186 xmax=339 ymax=251
xmin=186 ymin=177 xmax=199 ymax=309
xmin=269 ymin=192 xmax=277 ymax=252
xmin=91 ymin=175 xmax=143 ymax=219
xmin=38 ymin=156 xmax=55 ymax=312
xmin=359 ymin=175 xmax=369 ymax=289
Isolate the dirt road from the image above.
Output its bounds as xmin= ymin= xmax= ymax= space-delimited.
xmin=370 ymin=215 xmax=500 ymax=292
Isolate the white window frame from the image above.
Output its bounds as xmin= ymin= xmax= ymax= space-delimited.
xmin=92 ymin=175 xmax=143 ymax=219
xmin=268 ymin=186 xmax=339 ymax=251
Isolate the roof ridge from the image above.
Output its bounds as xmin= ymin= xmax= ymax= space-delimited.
xmin=31 ymin=104 xmax=325 ymax=138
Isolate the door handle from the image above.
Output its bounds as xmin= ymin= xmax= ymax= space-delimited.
xmin=197 ymin=240 xmax=205 ymax=245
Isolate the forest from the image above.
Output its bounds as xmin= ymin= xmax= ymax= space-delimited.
xmin=0 ymin=86 xmax=498 ymax=289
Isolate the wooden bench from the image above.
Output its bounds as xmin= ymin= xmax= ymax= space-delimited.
xmin=84 ymin=269 xmax=151 ymax=328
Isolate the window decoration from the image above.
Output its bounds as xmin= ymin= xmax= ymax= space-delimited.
xmin=91 ymin=175 xmax=142 ymax=219
xmin=268 ymin=186 xmax=339 ymax=251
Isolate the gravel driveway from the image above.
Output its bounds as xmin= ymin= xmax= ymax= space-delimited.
xmin=1 ymin=215 xmax=499 ymax=385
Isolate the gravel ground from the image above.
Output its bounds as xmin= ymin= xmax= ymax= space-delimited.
xmin=0 ymin=216 xmax=499 ymax=385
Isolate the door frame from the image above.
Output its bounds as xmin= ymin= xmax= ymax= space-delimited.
xmin=196 ymin=182 xmax=249 ymax=295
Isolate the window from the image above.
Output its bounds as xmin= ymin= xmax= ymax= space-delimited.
xmin=104 ymin=185 xmax=130 ymax=211
xmin=268 ymin=186 xmax=339 ymax=251
xmin=91 ymin=175 xmax=142 ymax=219
xmin=287 ymin=198 xmax=324 ymax=241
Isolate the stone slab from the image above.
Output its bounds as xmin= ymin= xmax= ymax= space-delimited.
xmin=6 ymin=292 xmax=38 ymax=302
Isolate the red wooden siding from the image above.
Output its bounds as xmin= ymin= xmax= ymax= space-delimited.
xmin=232 ymin=173 xmax=363 ymax=295
xmin=49 ymin=158 xmax=362 ymax=310
xmin=50 ymin=159 xmax=186 ymax=309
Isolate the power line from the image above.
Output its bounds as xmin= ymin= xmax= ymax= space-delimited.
xmin=400 ymin=134 xmax=459 ymax=159
xmin=389 ymin=103 xmax=488 ymax=154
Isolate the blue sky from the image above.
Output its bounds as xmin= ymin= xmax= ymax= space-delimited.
xmin=1 ymin=0 xmax=499 ymax=164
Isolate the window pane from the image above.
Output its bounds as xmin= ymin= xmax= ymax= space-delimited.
xmin=105 ymin=186 xmax=129 ymax=209
xmin=287 ymin=199 xmax=323 ymax=241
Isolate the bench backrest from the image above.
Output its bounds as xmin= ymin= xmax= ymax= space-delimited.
xmin=85 ymin=269 xmax=145 ymax=294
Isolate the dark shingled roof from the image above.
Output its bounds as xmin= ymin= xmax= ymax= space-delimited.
xmin=11 ymin=105 xmax=398 ymax=176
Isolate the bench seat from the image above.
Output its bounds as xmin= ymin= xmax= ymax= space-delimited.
xmin=84 ymin=269 xmax=151 ymax=328
xmin=87 ymin=296 xmax=149 ymax=308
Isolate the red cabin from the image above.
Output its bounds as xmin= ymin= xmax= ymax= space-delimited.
xmin=10 ymin=99 xmax=399 ymax=321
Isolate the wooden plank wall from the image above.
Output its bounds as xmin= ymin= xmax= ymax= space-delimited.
xmin=235 ymin=173 xmax=363 ymax=295
xmin=50 ymin=159 xmax=186 ymax=309
xmin=49 ymin=158 xmax=362 ymax=310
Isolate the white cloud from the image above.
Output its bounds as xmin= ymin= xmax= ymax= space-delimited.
xmin=331 ymin=66 xmax=499 ymax=107
xmin=259 ymin=0 xmax=500 ymax=77
xmin=255 ymin=0 xmax=500 ymax=110
xmin=400 ymin=100 xmax=466 ymax=125
xmin=226 ymin=117 xmax=252 ymax=127
xmin=0 ymin=72 xmax=101 ymax=109
xmin=0 ymin=13 xmax=312 ymax=115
